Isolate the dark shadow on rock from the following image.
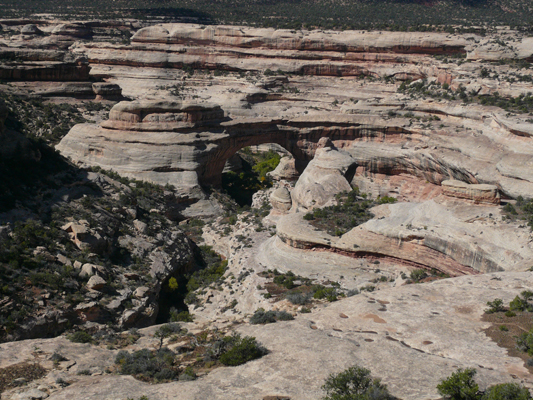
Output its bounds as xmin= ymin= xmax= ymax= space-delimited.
xmin=131 ymin=7 xmax=214 ymax=23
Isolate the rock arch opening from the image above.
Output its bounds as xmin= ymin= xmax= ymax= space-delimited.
xmin=220 ymin=143 xmax=300 ymax=207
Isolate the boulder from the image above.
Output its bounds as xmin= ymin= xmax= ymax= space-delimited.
xmin=79 ymin=263 xmax=105 ymax=278
xmin=270 ymin=187 xmax=292 ymax=212
xmin=133 ymin=219 xmax=148 ymax=234
xmin=74 ymin=301 xmax=103 ymax=322
xmin=86 ymin=275 xmax=106 ymax=291
xmin=51 ymin=23 xmax=92 ymax=39
xmin=268 ymin=156 xmax=299 ymax=181
xmin=61 ymin=222 xmax=108 ymax=254
xmin=20 ymin=24 xmax=43 ymax=36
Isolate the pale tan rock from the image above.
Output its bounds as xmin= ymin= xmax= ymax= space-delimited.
xmin=79 ymin=263 xmax=104 ymax=278
xmin=276 ymin=198 xmax=533 ymax=275
xmin=291 ymin=139 xmax=355 ymax=211
xmin=268 ymin=156 xmax=299 ymax=181
xmin=270 ymin=187 xmax=292 ymax=212
xmin=133 ymin=219 xmax=148 ymax=234
xmin=86 ymin=275 xmax=106 ymax=291
xmin=442 ymin=179 xmax=500 ymax=204
xmin=61 ymin=222 xmax=107 ymax=253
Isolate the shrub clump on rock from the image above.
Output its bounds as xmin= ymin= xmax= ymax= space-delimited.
xmin=115 ymin=347 xmax=178 ymax=382
xmin=437 ymin=368 xmax=532 ymax=400
xmin=322 ymin=365 xmax=394 ymax=400
xmin=250 ymin=308 xmax=294 ymax=324
xmin=67 ymin=331 xmax=94 ymax=344
xmin=218 ymin=334 xmax=268 ymax=366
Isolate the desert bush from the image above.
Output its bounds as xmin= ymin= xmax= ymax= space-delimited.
xmin=312 ymin=285 xmax=338 ymax=302
xmin=438 ymin=369 xmax=531 ymax=400
xmin=484 ymin=383 xmax=531 ymax=400
xmin=516 ymin=329 xmax=533 ymax=355
xmin=218 ymin=334 xmax=268 ymax=366
xmin=154 ymin=323 xmax=181 ymax=349
xmin=250 ymin=309 xmax=294 ymax=324
xmin=322 ymin=365 xmax=394 ymax=400
xmin=273 ymin=272 xmax=296 ymax=289
xmin=67 ymin=331 xmax=94 ymax=344
xmin=485 ymin=298 xmax=505 ymax=314
xmin=285 ymin=292 xmax=312 ymax=305
xmin=509 ymin=291 xmax=533 ymax=312
xmin=169 ymin=308 xmax=194 ymax=322
xmin=179 ymin=366 xmax=197 ymax=381
xmin=410 ymin=269 xmax=428 ymax=283
xmin=115 ymin=347 xmax=177 ymax=381
xmin=437 ymin=368 xmax=480 ymax=400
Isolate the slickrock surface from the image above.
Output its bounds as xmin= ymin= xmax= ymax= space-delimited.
xmin=2 ymin=272 xmax=533 ymax=400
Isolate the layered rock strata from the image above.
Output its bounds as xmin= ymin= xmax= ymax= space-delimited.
xmin=441 ymin=179 xmax=500 ymax=204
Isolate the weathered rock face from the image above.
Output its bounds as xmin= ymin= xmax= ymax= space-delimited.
xmin=51 ymin=23 xmax=93 ymax=39
xmin=291 ymin=138 xmax=355 ymax=211
xmin=75 ymin=25 xmax=470 ymax=80
xmin=268 ymin=156 xmax=299 ymax=181
xmin=56 ymin=101 xmax=409 ymax=199
xmin=0 ymin=98 xmax=7 ymax=132
xmin=20 ymin=24 xmax=43 ymax=36
xmin=61 ymin=221 xmax=109 ymax=254
xmin=276 ymin=194 xmax=533 ymax=276
xmin=131 ymin=24 xmax=469 ymax=53
xmin=0 ymin=48 xmax=90 ymax=81
xmin=102 ymin=100 xmax=225 ymax=130
xmin=441 ymin=179 xmax=500 ymax=204
xmin=91 ymin=82 xmax=122 ymax=100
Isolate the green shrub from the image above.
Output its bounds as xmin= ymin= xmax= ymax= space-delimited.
xmin=67 ymin=331 xmax=94 ymax=344
xmin=505 ymin=310 xmax=517 ymax=317
xmin=437 ymin=368 xmax=480 ymax=400
xmin=115 ymin=348 xmax=177 ymax=382
xmin=169 ymin=308 xmax=194 ymax=322
xmin=154 ymin=323 xmax=181 ymax=349
xmin=516 ymin=329 xmax=533 ymax=355
xmin=485 ymin=298 xmax=505 ymax=314
xmin=179 ymin=366 xmax=197 ymax=381
xmin=410 ymin=269 xmax=428 ymax=283
xmin=285 ymin=292 xmax=312 ymax=305
xmin=252 ymin=151 xmax=281 ymax=178
xmin=312 ymin=285 xmax=338 ymax=302
xmin=377 ymin=196 xmax=397 ymax=204
xmin=250 ymin=309 xmax=294 ymax=324
xmin=322 ymin=365 xmax=393 ymax=400
xmin=218 ymin=335 xmax=268 ymax=366
xmin=484 ymin=383 xmax=532 ymax=400
xmin=273 ymin=273 xmax=296 ymax=289
xmin=509 ymin=291 xmax=533 ymax=312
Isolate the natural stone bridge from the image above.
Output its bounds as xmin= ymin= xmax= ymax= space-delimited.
xmin=57 ymin=100 xmax=416 ymax=198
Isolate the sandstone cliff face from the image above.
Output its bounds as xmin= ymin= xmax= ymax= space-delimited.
xmin=5 ymin=19 xmax=533 ymax=400
xmin=131 ymin=24 xmax=470 ymax=54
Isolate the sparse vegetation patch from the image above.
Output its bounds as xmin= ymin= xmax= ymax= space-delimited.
xmin=304 ymin=188 xmax=395 ymax=237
